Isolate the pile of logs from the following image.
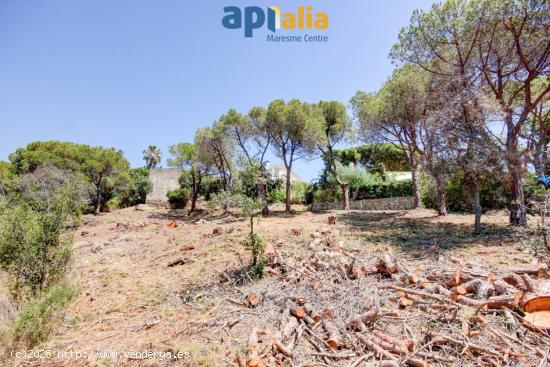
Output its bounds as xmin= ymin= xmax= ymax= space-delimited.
xmin=228 ymin=240 xmax=549 ymax=367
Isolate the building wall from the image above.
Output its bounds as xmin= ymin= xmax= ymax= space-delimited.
xmin=146 ymin=168 xmax=181 ymax=203
xmin=311 ymin=196 xmax=415 ymax=211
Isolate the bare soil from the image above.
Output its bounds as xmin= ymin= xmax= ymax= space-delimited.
xmin=10 ymin=206 xmax=548 ymax=366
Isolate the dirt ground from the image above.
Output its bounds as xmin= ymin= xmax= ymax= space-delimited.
xmin=9 ymin=205 xmax=546 ymax=366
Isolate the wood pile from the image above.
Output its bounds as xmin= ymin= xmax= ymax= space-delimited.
xmin=225 ymin=231 xmax=550 ymax=367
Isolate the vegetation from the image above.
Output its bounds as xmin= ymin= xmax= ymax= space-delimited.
xmin=9 ymin=141 xmax=130 ymax=214
xmin=168 ymin=142 xmax=211 ymax=214
xmin=0 ymin=165 xmax=84 ymax=351
xmin=317 ymin=101 xmax=353 ymax=210
xmin=166 ymin=188 xmax=188 ymax=209
xmin=266 ymin=99 xmax=322 ymax=212
xmin=0 ymin=172 xmax=83 ymax=296
xmin=143 ymin=145 xmax=162 ymax=169
xmin=389 ymin=0 xmax=548 ymax=226
xmin=5 ymin=281 xmax=77 ymax=347
xmin=331 ymin=144 xmax=410 ymax=172
xmin=119 ymin=168 xmax=152 ymax=207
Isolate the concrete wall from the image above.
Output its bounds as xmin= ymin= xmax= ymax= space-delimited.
xmin=312 ymin=196 xmax=415 ymax=211
xmin=146 ymin=168 xmax=181 ymax=203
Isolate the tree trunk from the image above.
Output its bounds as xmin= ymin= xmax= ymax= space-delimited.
xmin=258 ymin=181 xmax=269 ymax=216
xmin=435 ymin=173 xmax=447 ymax=216
xmin=94 ymin=186 xmax=102 ymax=214
xmin=190 ymin=191 xmax=198 ymax=214
xmin=473 ymin=179 xmax=482 ymax=235
xmin=189 ymin=172 xmax=200 ymax=214
xmin=411 ymin=158 xmax=420 ymax=209
xmin=509 ymin=170 xmax=527 ymax=226
xmin=506 ymin=130 xmax=527 ymax=226
xmin=340 ymin=183 xmax=350 ymax=210
xmin=285 ymin=167 xmax=291 ymax=213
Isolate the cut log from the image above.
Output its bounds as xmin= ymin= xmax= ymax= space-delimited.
xmin=290 ymin=307 xmax=306 ymax=319
xmin=346 ymin=309 xmax=379 ymax=331
xmin=520 ymin=273 xmax=536 ymax=292
xmin=508 ymin=264 xmax=548 ymax=276
xmin=476 ymin=281 xmax=494 ymax=300
xmin=372 ymin=330 xmax=413 ymax=352
xmin=360 ymin=361 xmax=398 ymax=367
xmin=376 ymin=252 xmax=398 ymax=274
xmin=272 ymin=337 xmax=293 ymax=358
xmin=167 ymin=258 xmax=185 ymax=267
xmin=246 ymin=327 xmax=260 ymax=366
xmin=282 ymin=316 xmax=299 ymax=339
xmin=236 ymin=354 xmax=246 ymax=367
xmin=322 ymin=320 xmax=341 ymax=349
xmin=503 ymin=273 xmax=528 ymax=291
xmin=431 ymin=334 xmax=501 ymax=358
xmin=247 ymin=293 xmax=260 ymax=307
xmin=245 ymin=357 xmax=260 ymax=367
xmin=355 ymin=334 xmax=397 ymax=361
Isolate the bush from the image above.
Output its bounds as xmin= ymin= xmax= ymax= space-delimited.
xmin=268 ymin=188 xmax=286 ymax=203
xmin=166 ymin=188 xmax=188 ymax=209
xmin=353 ymin=180 xmax=413 ymax=200
xmin=0 ymin=177 xmax=82 ymax=297
xmin=119 ymin=168 xmax=152 ymax=207
xmin=290 ymin=182 xmax=311 ymax=204
xmin=241 ymin=233 xmax=266 ymax=267
xmin=6 ymin=281 xmax=77 ymax=347
xmin=420 ymin=171 xmax=510 ymax=212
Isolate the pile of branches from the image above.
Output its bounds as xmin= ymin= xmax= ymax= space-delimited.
xmin=224 ymin=231 xmax=550 ymax=367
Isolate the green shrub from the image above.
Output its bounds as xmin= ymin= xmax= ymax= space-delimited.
xmin=166 ymin=188 xmax=188 ymax=209
xmin=0 ymin=178 xmax=81 ymax=296
xmin=354 ymin=180 xmax=413 ymax=200
xmin=7 ymin=281 xmax=77 ymax=347
xmin=242 ymin=233 xmax=265 ymax=267
xmin=119 ymin=168 xmax=152 ymax=207
xmin=268 ymin=188 xmax=286 ymax=203
xmin=420 ymin=172 xmax=510 ymax=212
xmin=290 ymin=182 xmax=311 ymax=204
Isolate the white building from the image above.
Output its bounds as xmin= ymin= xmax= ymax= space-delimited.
xmin=266 ymin=164 xmax=304 ymax=184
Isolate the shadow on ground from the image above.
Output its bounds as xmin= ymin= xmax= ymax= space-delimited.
xmin=337 ymin=210 xmax=516 ymax=253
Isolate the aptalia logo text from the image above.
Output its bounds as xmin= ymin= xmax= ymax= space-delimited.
xmin=222 ymin=5 xmax=329 ymax=40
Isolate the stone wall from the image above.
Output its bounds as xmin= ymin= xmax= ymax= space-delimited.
xmin=146 ymin=168 xmax=181 ymax=203
xmin=312 ymin=196 xmax=416 ymax=211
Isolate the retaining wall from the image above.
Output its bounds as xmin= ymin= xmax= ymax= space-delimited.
xmin=312 ymin=196 xmax=415 ymax=211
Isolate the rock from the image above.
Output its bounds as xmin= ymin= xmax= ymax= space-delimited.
xmin=212 ymin=227 xmax=223 ymax=235
xmin=194 ymin=219 xmax=207 ymax=225
xmin=80 ymin=231 xmax=89 ymax=237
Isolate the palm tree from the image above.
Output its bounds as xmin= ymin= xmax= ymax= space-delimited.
xmin=143 ymin=145 xmax=162 ymax=169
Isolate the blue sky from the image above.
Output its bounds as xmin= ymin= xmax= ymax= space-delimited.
xmin=0 ymin=0 xmax=435 ymax=181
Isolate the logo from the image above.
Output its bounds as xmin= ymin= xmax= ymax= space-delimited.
xmin=222 ymin=6 xmax=329 ymax=38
